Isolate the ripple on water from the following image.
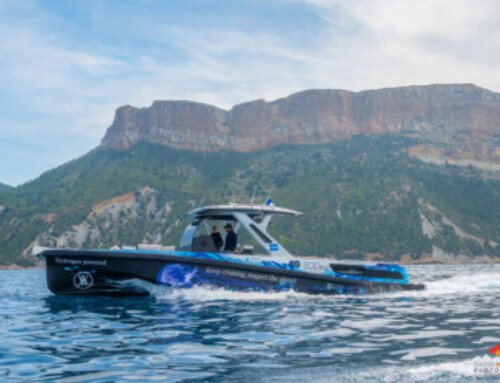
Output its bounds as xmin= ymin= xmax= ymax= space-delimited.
xmin=0 ymin=265 xmax=499 ymax=382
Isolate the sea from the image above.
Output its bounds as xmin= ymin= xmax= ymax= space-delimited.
xmin=0 ymin=264 xmax=499 ymax=382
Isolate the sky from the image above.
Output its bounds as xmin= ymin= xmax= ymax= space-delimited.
xmin=1 ymin=0 xmax=499 ymax=186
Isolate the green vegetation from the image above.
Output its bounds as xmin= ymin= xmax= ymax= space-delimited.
xmin=0 ymin=183 xmax=12 ymax=194
xmin=1 ymin=134 xmax=499 ymax=265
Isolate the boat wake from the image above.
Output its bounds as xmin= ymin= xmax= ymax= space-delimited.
xmin=123 ymin=279 xmax=311 ymax=302
xmin=424 ymin=270 xmax=500 ymax=295
xmin=121 ymin=266 xmax=500 ymax=302
xmin=404 ymin=355 xmax=500 ymax=381
xmin=277 ymin=354 xmax=500 ymax=383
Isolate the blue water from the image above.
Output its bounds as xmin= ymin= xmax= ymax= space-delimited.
xmin=0 ymin=265 xmax=499 ymax=382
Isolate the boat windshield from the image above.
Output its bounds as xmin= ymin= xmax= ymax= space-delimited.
xmin=180 ymin=204 xmax=302 ymax=256
xmin=184 ymin=217 xmax=256 ymax=255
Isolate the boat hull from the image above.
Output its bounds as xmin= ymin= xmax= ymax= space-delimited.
xmin=43 ymin=250 xmax=424 ymax=296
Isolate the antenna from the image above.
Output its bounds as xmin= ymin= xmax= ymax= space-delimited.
xmin=250 ymin=185 xmax=258 ymax=205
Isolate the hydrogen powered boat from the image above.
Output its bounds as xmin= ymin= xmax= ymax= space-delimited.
xmin=37 ymin=202 xmax=425 ymax=295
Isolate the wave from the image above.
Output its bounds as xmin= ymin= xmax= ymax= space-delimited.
xmin=259 ymin=355 xmax=500 ymax=383
xmin=373 ymin=268 xmax=500 ymax=299
xmin=123 ymin=267 xmax=500 ymax=302
xmin=404 ymin=355 xmax=500 ymax=381
xmin=125 ymin=279 xmax=312 ymax=302
xmin=424 ymin=270 xmax=500 ymax=295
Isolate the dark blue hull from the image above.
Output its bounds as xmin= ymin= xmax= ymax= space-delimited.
xmin=43 ymin=250 xmax=424 ymax=296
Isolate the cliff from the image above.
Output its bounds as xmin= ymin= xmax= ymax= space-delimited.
xmin=100 ymin=84 xmax=500 ymax=163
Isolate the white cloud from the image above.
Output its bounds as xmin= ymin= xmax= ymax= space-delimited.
xmin=300 ymin=0 xmax=500 ymax=91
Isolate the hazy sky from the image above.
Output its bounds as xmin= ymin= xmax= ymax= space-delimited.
xmin=1 ymin=0 xmax=499 ymax=186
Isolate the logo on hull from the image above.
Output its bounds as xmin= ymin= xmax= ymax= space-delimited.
xmin=73 ymin=271 xmax=94 ymax=290
xmin=303 ymin=261 xmax=325 ymax=271
xmin=269 ymin=243 xmax=279 ymax=252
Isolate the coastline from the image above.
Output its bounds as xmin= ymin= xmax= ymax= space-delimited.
xmin=0 ymin=265 xmax=44 ymax=270
xmin=1 ymin=257 xmax=499 ymax=270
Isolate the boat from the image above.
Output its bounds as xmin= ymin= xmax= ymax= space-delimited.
xmin=36 ymin=202 xmax=425 ymax=295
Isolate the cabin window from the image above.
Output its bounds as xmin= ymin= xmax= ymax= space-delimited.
xmin=249 ymin=224 xmax=272 ymax=244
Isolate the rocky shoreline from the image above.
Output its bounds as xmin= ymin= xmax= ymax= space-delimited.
xmin=0 ymin=265 xmax=44 ymax=270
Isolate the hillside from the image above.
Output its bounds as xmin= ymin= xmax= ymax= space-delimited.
xmin=1 ymin=135 xmax=499 ymax=266
xmin=0 ymin=183 xmax=12 ymax=194
xmin=101 ymin=84 xmax=500 ymax=169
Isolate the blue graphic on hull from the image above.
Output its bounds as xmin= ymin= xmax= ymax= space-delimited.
xmin=156 ymin=263 xmax=297 ymax=292
xmin=155 ymin=263 xmax=373 ymax=295
xmin=156 ymin=264 xmax=198 ymax=287
xmin=118 ymin=250 xmax=408 ymax=286
xmin=115 ymin=248 xmax=409 ymax=285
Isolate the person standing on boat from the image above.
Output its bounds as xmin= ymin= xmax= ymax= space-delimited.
xmin=224 ymin=223 xmax=237 ymax=252
xmin=211 ymin=226 xmax=223 ymax=251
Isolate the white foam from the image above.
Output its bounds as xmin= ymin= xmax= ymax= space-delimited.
xmin=127 ymin=280 xmax=313 ymax=302
xmin=425 ymin=271 xmax=500 ymax=295
xmin=123 ymin=267 xmax=500 ymax=302
xmin=407 ymin=354 xmax=500 ymax=379
xmin=259 ymin=355 xmax=500 ymax=383
xmin=156 ymin=286 xmax=309 ymax=302
xmin=374 ymin=269 xmax=500 ymax=300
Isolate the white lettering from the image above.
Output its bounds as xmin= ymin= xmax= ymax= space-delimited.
xmin=204 ymin=266 xmax=297 ymax=284
xmin=55 ymin=257 xmax=107 ymax=267
xmin=303 ymin=261 xmax=325 ymax=271
xmin=55 ymin=257 xmax=81 ymax=265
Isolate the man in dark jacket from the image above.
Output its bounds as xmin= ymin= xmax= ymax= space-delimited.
xmin=211 ymin=226 xmax=223 ymax=251
xmin=224 ymin=223 xmax=237 ymax=252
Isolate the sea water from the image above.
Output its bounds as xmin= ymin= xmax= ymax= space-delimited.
xmin=0 ymin=264 xmax=499 ymax=382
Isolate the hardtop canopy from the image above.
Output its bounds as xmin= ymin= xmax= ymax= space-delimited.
xmin=186 ymin=203 xmax=304 ymax=220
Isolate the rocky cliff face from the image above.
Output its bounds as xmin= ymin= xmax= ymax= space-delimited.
xmin=30 ymin=187 xmax=176 ymax=253
xmin=100 ymin=84 xmax=500 ymax=163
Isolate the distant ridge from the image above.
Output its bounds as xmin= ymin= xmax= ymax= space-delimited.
xmin=100 ymin=83 xmax=500 ymax=164
xmin=0 ymin=183 xmax=12 ymax=194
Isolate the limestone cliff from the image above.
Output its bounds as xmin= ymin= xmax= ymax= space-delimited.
xmin=100 ymin=84 xmax=500 ymax=163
